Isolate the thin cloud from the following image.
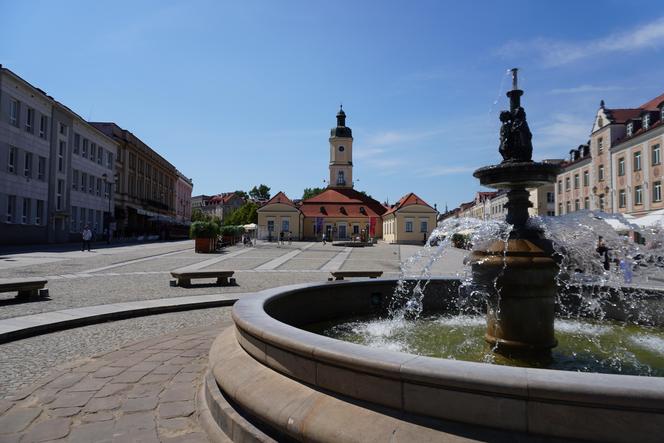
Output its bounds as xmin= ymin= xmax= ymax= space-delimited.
xmin=364 ymin=128 xmax=445 ymax=148
xmin=549 ymin=85 xmax=629 ymax=95
xmin=419 ymin=165 xmax=476 ymax=177
xmin=497 ymin=17 xmax=664 ymax=66
xmin=533 ymin=113 xmax=589 ymax=150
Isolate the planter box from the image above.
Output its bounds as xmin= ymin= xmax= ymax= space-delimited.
xmin=195 ymin=237 xmax=216 ymax=253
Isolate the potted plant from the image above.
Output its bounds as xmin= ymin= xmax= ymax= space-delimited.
xmin=221 ymin=225 xmax=245 ymax=246
xmin=190 ymin=221 xmax=221 ymax=253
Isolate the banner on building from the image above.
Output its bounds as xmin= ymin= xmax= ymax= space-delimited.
xmin=369 ymin=217 xmax=377 ymax=237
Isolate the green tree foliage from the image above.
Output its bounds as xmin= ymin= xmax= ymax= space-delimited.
xmin=191 ymin=208 xmax=221 ymax=225
xmin=224 ymin=202 xmax=259 ymax=226
xmin=234 ymin=190 xmax=249 ymax=200
xmin=302 ymin=187 xmax=326 ymax=200
xmin=249 ymin=184 xmax=271 ymax=200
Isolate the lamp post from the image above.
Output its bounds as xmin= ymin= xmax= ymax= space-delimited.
xmin=101 ymin=173 xmax=117 ymax=244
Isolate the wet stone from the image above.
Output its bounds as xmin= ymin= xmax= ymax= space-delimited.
xmin=127 ymin=384 xmax=162 ymax=399
xmin=94 ymin=383 xmax=129 ymax=398
xmin=50 ymin=391 xmax=95 ymax=408
xmin=68 ymin=377 xmax=108 ymax=392
xmin=144 ymin=352 xmax=179 ymax=363
xmin=151 ymin=365 xmax=183 ymax=375
xmin=45 ymin=373 xmax=87 ymax=390
xmin=0 ymin=399 xmax=15 ymax=414
xmin=91 ymin=366 xmax=126 ymax=378
xmin=159 ymin=384 xmax=195 ymax=403
xmin=113 ymin=411 xmax=155 ymax=432
xmin=139 ymin=373 xmax=173 ymax=384
xmin=160 ymin=431 xmax=209 ymax=443
xmin=67 ymin=420 xmax=114 ymax=443
xmin=158 ymin=417 xmax=193 ymax=431
xmin=81 ymin=411 xmax=116 ymax=422
xmin=48 ymin=406 xmax=81 ymax=417
xmin=112 ymin=370 xmax=150 ymax=383
xmin=84 ymin=396 xmax=122 ymax=412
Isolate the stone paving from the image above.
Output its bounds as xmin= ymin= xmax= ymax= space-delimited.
xmin=0 ymin=321 xmax=228 ymax=442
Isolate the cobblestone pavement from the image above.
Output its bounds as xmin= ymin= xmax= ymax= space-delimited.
xmin=0 ymin=308 xmax=232 ymax=398
xmin=0 ymin=241 xmax=467 ymax=320
xmin=0 ymin=321 xmax=230 ymax=443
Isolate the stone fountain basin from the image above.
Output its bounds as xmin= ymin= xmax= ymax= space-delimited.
xmin=207 ymin=278 xmax=664 ymax=443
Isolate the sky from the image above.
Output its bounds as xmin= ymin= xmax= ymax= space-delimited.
xmin=2 ymin=1 xmax=664 ymax=210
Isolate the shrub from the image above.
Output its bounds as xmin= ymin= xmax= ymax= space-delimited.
xmin=220 ymin=225 xmax=246 ymax=237
xmin=190 ymin=221 xmax=221 ymax=239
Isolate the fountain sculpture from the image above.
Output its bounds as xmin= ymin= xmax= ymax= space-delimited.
xmin=470 ymin=68 xmax=561 ymax=355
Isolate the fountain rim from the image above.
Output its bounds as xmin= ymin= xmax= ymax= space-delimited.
xmin=230 ymin=278 xmax=664 ymax=412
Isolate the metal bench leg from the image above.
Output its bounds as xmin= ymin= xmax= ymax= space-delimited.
xmin=335 ymin=276 xmax=344 ymax=281
xmin=17 ymin=289 xmax=39 ymax=299
xmin=179 ymin=278 xmax=191 ymax=288
xmin=217 ymin=277 xmax=229 ymax=286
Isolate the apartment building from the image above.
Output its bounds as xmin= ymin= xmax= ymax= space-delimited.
xmin=91 ymin=122 xmax=178 ymax=237
xmin=0 ymin=66 xmax=118 ymax=244
xmin=175 ymin=171 xmax=193 ymax=224
xmin=556 ymin=94 xmax=664 ymax=217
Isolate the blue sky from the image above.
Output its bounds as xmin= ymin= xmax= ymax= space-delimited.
xmin=3 ymin=1 xmax=664 ymax=209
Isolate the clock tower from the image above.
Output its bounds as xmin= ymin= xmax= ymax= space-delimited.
xmin=329 ymin=106 xmax=353 ymax=188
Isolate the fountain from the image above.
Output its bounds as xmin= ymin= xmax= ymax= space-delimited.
xmin=198 ymin=71 xmax=664 ymax=442
xmin=470 ymin=68 xmax=561 ymax=355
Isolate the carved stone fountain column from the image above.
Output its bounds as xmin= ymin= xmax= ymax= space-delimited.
xmin=470 ymin=69 xmax=561 ymax=354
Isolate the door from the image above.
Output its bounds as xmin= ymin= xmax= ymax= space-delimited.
xmin=338 ymin=224 xmax=347 ymax=240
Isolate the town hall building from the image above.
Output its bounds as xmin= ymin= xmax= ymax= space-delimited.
xmin=257 ymin=108 xmax=438 ymax=244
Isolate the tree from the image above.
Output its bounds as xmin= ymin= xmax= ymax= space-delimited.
xmin=234 ymin=190 xmax=249 ymax=200
xmin=224 ymin=201 xmax=259 ymax=226
xmin=249 ymin=184 xmax=271 ymax=201
xmin=302 ymin=187 xmax=326 ymax=200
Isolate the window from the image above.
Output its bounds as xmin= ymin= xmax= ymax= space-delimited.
xmin=635 ymin=185 xmax=643 ymax=205
xmin=644 ymin=114 xmax=651 ymax=130
xmin=627 ymin=122 xmax=633 ymax=137
xmin=661 ymin=107 xmax=664 ymax=122
xmin=405 ymin=220 xmax=413 ymax=232
xmin=39 ymin=115 xmax=48 ymax=139
xmin=74 ymin=133 xmax=80 ymax=154
xmin=90 ymin=143 xmax=97 ymax=163
xmin=267 ymin=219 xmax=274 ymax=232
xmin=71 ymin=206 xmax=77 ymax=232
xmin=583 ymin=170 xmax=589 ymax=187
xmin=82 ymin=139 xmax=88 ymax=158
xmin=35 ymin=200 xmax=43 ymax=225
xmin=72 ymin=170 xmax=79 ymax=190
xmin=557 ymin=180 xmax=562 ymax=194
xmin=8 ymin=146 xmax=17 ymax=173
xmin=652 ymin=144 xmax=661 ymax=166
xmin=58 ymin=141 xmax=66 ymax=172
xmin=420 ymin=220 xmax=428 ymax=233
xmin=566 ymin=201 xmax=571 ymax=213
xmin=79 ymin=207 xmax=86 ymax=231
xmin=56 ymin=180 xmax=64 ymax=210
xmin=24 ymin=152 xmax=33 ymax=178
xmin=547 ymin=192 xmax=554 ymax=203
xmin=634 ymin=151 xmax=642 ymax=171
xmin=10 ymin=99 xmax=19 ymax=127
xmin=59 ymin=123 xmax=67 ymax=136
xmin=281 ymin=218 xmax=289 ymax=233
xmin=97 ymin=146 xmax=103 ymax=165
xmin=353 ymin=225 xmax=359 ymax=235
xmin=558 ymin=203 xmax=563 ymax=215
xmin=337 ymin=170 xmax=345 ymax=186
xmin=89 ymin=174 xmax=95 ymax=194
xmin=38 ymin=156 xmax=46 ymax=181
xmin=619 ymin=190 xmax=626 ymax=208
xmin=574 ymin=199 xmax=580 ymax=211
xmin=96 ymin=177 xmax=102 ymax=196
xmin=598 ymin=165 xmax=605 ymax=181
xmin=81 ymin=172 xmax=87 ymax=191
xmin=107 ymin=152 xmax=113 ymax=169
xmin=6 ymin=195 xmax=15 ymax=222
xmin=654 ymin=181 xmax=662 ymax=202
xmin=599 ymin=194 xmax=605 ymax=212
xmin=574 ymin=174 xmax=579 ymax=189
xmin=584 ymin=197 xmax=590 ymax=210
xmin=618 ymin=158 xmax=625 ymax=176
xmin=22 ymin=198 xmax=31 ymax=224
xmin=597 ymin=137 xmax=603 ymax=153
xmin=565 ymin=177 xmax=570 ymax=190
xmin=25 ymin=107 xmax=34 ymax=133
xmin=547 ymin=211 xmax=555 ymax=216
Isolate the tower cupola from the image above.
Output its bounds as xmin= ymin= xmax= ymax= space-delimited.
xmin=329 ymin=106 xmax=353 ymax=188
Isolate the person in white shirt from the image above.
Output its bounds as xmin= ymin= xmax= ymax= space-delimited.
xmin=82 ymin=225 xmax=93 ymax=251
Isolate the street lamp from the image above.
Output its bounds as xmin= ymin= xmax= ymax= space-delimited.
xmin=101 ymin=173 xmax=118 ymax=244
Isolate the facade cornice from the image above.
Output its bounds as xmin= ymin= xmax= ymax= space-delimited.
xmin=561 ymin=157 xmax=592 ymax=173
xmin=611 ymin=124 xmax=664 ymax=154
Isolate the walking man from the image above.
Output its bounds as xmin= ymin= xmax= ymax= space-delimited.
xmin=82 ymin=225 xmax=93 ymax=252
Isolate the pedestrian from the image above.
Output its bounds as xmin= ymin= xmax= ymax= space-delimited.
xmin=279 ymin=231 xmax=284 ymax=245
xmin=82 ymin=225 xmax=93 ymax=251
xmin=322 ymin=232 xmax=326 ymax=245
xmin=620 ymin=257 xmax=633 ymax=284
xmin=288 ymin=231 xmax=292 ymax=245
xmin=596 ymin=236 xmax=610 ymax=271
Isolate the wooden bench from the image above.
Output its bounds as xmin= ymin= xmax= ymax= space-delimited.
xmin=328 ymin=271 xmax=383 ymax=281
xmin=170 ymin=270 xmax=235 ymax=287
xmin=0 ymin=277 xmax=49 ymax=299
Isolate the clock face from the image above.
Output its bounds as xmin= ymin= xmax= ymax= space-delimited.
xmin=338 ymin=146 xmax=345 ymax=152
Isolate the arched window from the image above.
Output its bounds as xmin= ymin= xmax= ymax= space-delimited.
xmin=337 ymin=170 xmax=345 ymax=185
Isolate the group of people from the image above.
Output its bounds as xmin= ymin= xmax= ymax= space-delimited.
xmin=278 ymin=231 xmax=293 ymax=245
xmin=596 ymin=236 xmax=633 ymax=283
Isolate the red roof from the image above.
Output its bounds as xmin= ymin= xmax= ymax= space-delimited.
xmin=208 ymin=192 xmax=244 ymax=205
xmin=383 ymin=192 xmax=434 ymax=215
xmin=264 ymin=191 xmax=297 ymax=208
xmin=639 ymin=92 xmax=664 ymax=111
xmin=605 ymin=108 xmax=642 ymax=124
xmin=299 ymin=187 xmax=386 ymax=218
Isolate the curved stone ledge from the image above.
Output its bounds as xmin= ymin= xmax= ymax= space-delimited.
xmin=215 ymin=279 xmax=664 ymax=442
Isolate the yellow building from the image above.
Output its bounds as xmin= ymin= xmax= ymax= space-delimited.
xmin=382 ymin=193 xmax=437 ymax=244
xmin=258 ymin=108 xmax=437 ymax=244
